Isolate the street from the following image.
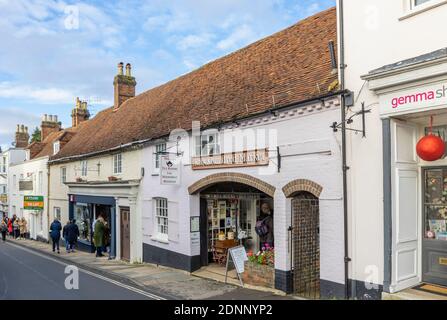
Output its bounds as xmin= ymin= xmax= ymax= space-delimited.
xmin=0 ymin=241 xmax=163 ymax=300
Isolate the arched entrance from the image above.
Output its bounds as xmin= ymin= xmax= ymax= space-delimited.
xmin=285 ymin=180 xmax=322 ymax=299
xmin=189 ymin=173 xmax=275 ymax=268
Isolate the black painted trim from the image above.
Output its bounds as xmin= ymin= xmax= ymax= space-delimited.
xmin=274 ymin=269 xmax=293 ymax=294
xmin=143 ymin=242 xmax=201 ymax=273
xmin=349 ymin=279 xmax=383 ymax=300
xmin=382 ymin=119 xmax=392 ymax=293
xmin=320 ymin=279 xmax=345 ymax=299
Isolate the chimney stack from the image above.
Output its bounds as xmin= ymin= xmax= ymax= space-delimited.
xmin=15 ymin=124 xmax=30 ymax=148
xmin=114 ymin=62 xmax=136 ymax=109
xmin=41 ymin=114 xmax=61 ymax=141
xmin=71 ymin=97 xmax=90 ymax=127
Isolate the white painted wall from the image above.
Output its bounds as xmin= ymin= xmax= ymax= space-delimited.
xmin=139 ymin=98 xmax=345 ymax=285
xmin=8 ymin=156 xmax=49 ymax=240
xmin=1 ymin=148 xmax=27 ymax=214
xmin=341 ymin=0 xmax=447 ymax=287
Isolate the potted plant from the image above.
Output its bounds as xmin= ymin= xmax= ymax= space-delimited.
xmin=75 ymin=177 xmax=84 ymax=183
xmin=108 ymin=176 xmax=119 ymax=182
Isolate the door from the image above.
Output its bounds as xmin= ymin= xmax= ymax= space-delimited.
xmin=422 ymin=168 xmax=447 ymax=286
xmin=291 ymin=192 xmax=320 ymax=299
xmin=200 ymin=198 xmax=209 ymax=266
xmin=120 ymin=207 xmax=130 ymax=261
xmin=390 ymin=119 xmax=420 ymax=292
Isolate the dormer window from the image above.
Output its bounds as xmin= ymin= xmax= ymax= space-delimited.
xmin=53 ymin=141 xmax=60 ymax=155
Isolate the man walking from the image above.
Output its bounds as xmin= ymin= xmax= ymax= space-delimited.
xmin=66 ymin=220 xmax=79 ymax=253
xmin=49 ymin=218 xmax=62 ymax=254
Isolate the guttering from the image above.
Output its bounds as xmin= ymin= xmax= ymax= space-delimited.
xmin=338 ymin=0 xmax=352 ymax=300
xmin=49 ymin=138 xmax=152 ymax=164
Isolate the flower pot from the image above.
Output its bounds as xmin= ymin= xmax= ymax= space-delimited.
xmin=242 ymin=262 xmax=275 ymax=289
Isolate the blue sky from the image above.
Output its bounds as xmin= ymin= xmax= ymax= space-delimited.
xmin=0 ymin=0 xmax=335 ymax=150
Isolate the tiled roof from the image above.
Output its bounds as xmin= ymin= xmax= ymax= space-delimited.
xmin=52 ymin=7 xmax=338 ymax=161
xmin=31 ymin=128 xmax=77 ymax=159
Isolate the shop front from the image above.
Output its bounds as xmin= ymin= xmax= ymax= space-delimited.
xmin=363 ymin=48 xmax=447 ymax=293
xmin=68 ymin=194 xmax=116 ymax=256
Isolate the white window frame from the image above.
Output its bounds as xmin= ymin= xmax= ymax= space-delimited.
xmin=402 ymin=0 xmax=447 ymax=19
xmin=53 ymin=207 xmax=61 ymax=220
xmin=152 ymin=197 xmax=168 ymax=243
xmin=61 ymin=167 xmax=67 ymax=184
xmin=194 ymin=131 xmax=220 ymax=157
xmin=154 ymin=143 xmax=167 ymax=173
xmin=38 ymin=171 xmax=43 ymax=194
xmin=113 ymin=153 xmax=122 ymax=175
xmin=53 ymin=141 xmax=60 ymax=155
xmin=1 ymin=156 xmax=6 ymax=173
xmin=80 ymin=160 xmax=88 ymax=177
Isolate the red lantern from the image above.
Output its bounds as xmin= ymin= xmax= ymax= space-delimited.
xmin=416 ymin=116 xmax=446 ymax=162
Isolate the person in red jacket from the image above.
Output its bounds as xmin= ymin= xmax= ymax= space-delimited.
xmin=7 ymin=219 xmax=13 ymax=237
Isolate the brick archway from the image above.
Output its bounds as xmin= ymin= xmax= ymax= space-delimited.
xmin=188 ymin=173 xmax=276 ymax=198
xmin=282 ymin=179 xmax=323 ymax=198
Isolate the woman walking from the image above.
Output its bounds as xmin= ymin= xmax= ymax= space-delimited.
xmin=13 ymin=218 xmax=20 ymax=239
xmin=7 ymin=219 xmax=12 ymax=238
xmin=49 ymin=218 xmax=62 ymax=254
xmin=19 ymin=218 xmax=27 ymax=240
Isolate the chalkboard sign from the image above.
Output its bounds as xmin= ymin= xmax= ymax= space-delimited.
xmin=225 ymin=245 xmax=248 ymax=286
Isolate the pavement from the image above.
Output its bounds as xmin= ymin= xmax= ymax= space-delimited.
xmin=0 ymin=237 xmax=294 ymax=300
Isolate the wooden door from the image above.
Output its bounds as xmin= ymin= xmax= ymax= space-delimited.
xmin=120 ymin=207 xmax=130 ymax=261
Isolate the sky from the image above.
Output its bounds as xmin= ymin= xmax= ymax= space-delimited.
xmin=0 ymin=0 xmax=335 ymax=150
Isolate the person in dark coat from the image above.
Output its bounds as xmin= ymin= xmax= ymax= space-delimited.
xmin=63 ymin=221 xmax=71 ymax=252
xmin=94 ymin=217 xmax=106 ymax=257
xmin=258 ymin=202 xmax=274 ymax=248
xmin=49 ymin=218 xmax=62 ymax=254
xmin=66 ymin=220 xmax=79 ymax=253
xmin=1 ymin=219 xmax=7 ymax=242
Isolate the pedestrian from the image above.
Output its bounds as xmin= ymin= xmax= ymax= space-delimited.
xmin=94 ymin=216 xmax=105 ymax=257
xmin=63 ymin=221 xmax=70 ymax=252
xmin=66 ymin=220 xmax=79 ymax=253
xmin=1 ymin=219 xmax=7 ymax=242
xmin=19 ymin=218 xmax=27 ymax=240
xmin=49 ymin=218 xmax=62 ymax=254
xmin=7 ymin=219 xmax=12 ymax=238
xmin=256 ymin=202 xmax=274 ymax=249
xmin=13 ymin=218 xmax=20 ymax=239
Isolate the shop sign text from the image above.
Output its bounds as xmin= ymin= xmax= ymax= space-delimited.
xmin=24 ymin=196 xmax=44 ymax=210
xmin=192 ymin=149 xmax=269 ymax=170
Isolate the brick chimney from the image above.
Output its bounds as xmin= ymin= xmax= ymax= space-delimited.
xmin=71 ymin=97 xmax=90 ymax=127
xmin=15 ymin=124 xmax=29 ymax=148
xmin=41 ymin=114 xmax=61 ymax=141
xmin=114 ymin=62 xmax=136 ymax=109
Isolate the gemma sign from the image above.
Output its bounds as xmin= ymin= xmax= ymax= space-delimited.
xmin=380 ymin=82 xmax=447 ymax=116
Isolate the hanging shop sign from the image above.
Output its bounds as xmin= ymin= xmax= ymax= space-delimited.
xmin=380 ymin=82 xmax=447 ymax=116
xmin=24 ymin=196 xmax=44 ymax=210
xmin=0 ymin=194 xmax=7 ymax=204
xmin=192 ymin=149 xmax=269 ymax=170
xmin=160 ymin=156 xmax=180 ymax=185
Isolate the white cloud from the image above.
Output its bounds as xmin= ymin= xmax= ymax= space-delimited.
xmin=0 ymin=107 xmax=41 ymax=149
xmin=177 ymin=34 xmax=213 ymax=51
xmin=217 ymin=24 xmax=257 ymax=51
xmin=0 ymin=82 xmax=74 ymax=104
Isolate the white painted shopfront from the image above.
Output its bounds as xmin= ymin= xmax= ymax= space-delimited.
xmin=363 ymin=53 xmax=447 ymax=292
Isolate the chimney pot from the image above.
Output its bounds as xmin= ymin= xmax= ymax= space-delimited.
xmin=118 ymin=62 xmax=124 ymax=75
xmin=126 ymin=63 xmax=131 ymax=77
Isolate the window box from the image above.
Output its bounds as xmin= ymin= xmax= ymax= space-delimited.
xmin=108 ymin=176 xmax=120 ymax=182
xmin=76 ymin=177 xmax=85 ymax=183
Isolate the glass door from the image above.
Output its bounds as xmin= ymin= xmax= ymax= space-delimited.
xmin=423 ymin=168 xmax=447 ymax=286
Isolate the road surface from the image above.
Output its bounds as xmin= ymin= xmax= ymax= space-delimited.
xmin=0 ymin=240 xmax=164 ymax=300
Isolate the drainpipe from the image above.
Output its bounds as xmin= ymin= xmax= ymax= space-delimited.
xmin=338 ymin=0 xmax=351 ymax=300
xmin=46 ymin=162 xmax=51 ymax=243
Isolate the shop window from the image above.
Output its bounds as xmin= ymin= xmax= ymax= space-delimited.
xmin=154 ymin=198 xmax=168 ymax=240
xmin=154 ymin=143 xmax=167 ymax=172
xmin=75 ymin=204 xmax=91 ymax=242
xmin=424 ymin=169 xmax=447 ymax=240
xmin=113 ymin=153 xmax=122 ymax=175
xmin=195 ymin=132 xmax=220 ymax=156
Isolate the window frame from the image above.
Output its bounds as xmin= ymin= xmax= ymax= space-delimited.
xmin=194 ymin=132 xmax=220 ymax=157
xmin=154 ymin=143 xmax=167 ymax=172
xmin=402 ymin=0 xmax=447 ymax=19
xmin=53 ymin=141 xmax=60 ymax=155
xmin=113 ymin=153 xmax=122 ymax=175
xmin=153 ymin=197 xmax=169 ymax=242
xmin=80 ymin=160 xmax=88 ymax=177
xmin=60 ymin=167 xmax=67 ymax=184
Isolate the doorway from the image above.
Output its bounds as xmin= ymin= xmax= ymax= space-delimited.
xmin=292 ymin=192 xmax=320 ymax=299
xmin=422 ymin=168 xmax=447 ymax=287
xmin=120 ymin=207 xmax=130 ymax=261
